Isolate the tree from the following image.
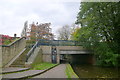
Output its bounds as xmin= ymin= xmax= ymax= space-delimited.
xmin=21 ymin=21 xmax=28 ymax=38
xmin=30 ymin=22 xmax=54 ymax=41
xmin=74 ymin=2 xmax=120 ymax=66
xmin=70 ymin=23 xmax=81 ymax=40
xmin=57 ymin=25 xmax=71 ymax=40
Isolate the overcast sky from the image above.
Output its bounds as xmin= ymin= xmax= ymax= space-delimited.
xmin=0 ymin=0 xmax=80 ymax=37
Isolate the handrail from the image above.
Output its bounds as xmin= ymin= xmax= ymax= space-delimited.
xmin=26 ymin=41 xmax=39 ymax=62
xmin=38 ymin=39 xmax=82 ymax=46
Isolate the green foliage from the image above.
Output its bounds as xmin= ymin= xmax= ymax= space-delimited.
xmin=73 ymin=2 xmax=120 ymax=67
xmin=26 ymin=40 xmax=36 ymax=44
xmin=26 ymin=40 xmax=36 ymax=48
xmin=32 ymin=62 xmax=57 ymax=70
xmin=94 ymin=43 xmax=118 ymax=66
xmin=4 ymin=40 xmax=11 ymax=45
xmin=65 ymin=64 xmax=79 ymax=78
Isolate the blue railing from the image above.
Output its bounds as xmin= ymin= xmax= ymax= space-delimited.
xmin=26 ymin=41 xmax=39 ymax=62
xmin=37 ymin=39 xmax=82 ymax=46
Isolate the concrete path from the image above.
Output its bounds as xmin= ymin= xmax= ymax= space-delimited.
xmin=2 ymin=70 xmax=44 ymax=78
xmin=1 ymin=67 xmax=29 ymax=74
xmin=33 ymin=64 xmax=67 ymax=78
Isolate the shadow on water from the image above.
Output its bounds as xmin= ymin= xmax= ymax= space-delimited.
xmin=71 ymin=64 xmax=120 ymax=78
xmin=60 ymin=54 xmax=119 ymax=78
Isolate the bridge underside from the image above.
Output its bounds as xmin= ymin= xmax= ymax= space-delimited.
xmin=60 ymin=50 xmax=91 ymax=54
xmin=60 ymin=54 xmax=95 ymax=64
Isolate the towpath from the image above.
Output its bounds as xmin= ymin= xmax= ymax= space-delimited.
xmin=33 ymin=64 xmax=67 ymax=78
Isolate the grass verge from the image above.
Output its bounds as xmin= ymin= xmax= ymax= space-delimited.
xmin=32 ymin=62 xmax=58 ymax=70
xmin=66 ymin=64 xmax=79 ymax=78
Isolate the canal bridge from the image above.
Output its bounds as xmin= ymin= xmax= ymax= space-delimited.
xmin=26 ymin=39 xmax=94 ymax=65
xmin=2 ymin=38 xmax=94 ymax=68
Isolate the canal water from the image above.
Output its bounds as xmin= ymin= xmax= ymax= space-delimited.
xmin=72 ymin=64 xmax=119 ymax=78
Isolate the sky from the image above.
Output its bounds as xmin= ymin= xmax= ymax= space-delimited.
xmin=0 ymin=0 xmax=80 ymax=38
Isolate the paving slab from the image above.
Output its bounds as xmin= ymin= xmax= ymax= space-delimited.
xmin=1 ymin=67 xmax=30 ymax=74
xmin=2 ymin=70 xmax=44 ymax=78
xmin=33 ymin=64 xmax=67 ymax=78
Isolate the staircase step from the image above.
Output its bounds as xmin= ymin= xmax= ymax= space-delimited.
xmin=10 ymin=65 xmax=25 ymax=67
xmin=2 ymin=70 xmax=44 ymax=79
xmin=11 ymin=62 xmax=24 ymax=64
xmin=1 ymin=67 xmax=30 ymax=74
xmin=2 ymin=64 xmax=59 ymax=80
xmin=10 ymin=63 xmax=25 ymax=66
xmin=12 ymin=62 xmax=25 ymax=64
xmin=10 ymin=48 xmax=31 ymax=67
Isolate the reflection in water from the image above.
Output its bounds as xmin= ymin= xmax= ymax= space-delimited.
xmin=72 ymin=64 xmax=119 ymax=78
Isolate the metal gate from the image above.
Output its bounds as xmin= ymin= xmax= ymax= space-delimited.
xmin=51 ymin=46 xmax=57 ymax=64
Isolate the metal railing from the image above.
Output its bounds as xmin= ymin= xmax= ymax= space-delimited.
xmin=26 ymin=41 xmax=39 ymax=62
xmin=38 ymin=39 xmax=82 ymax=46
